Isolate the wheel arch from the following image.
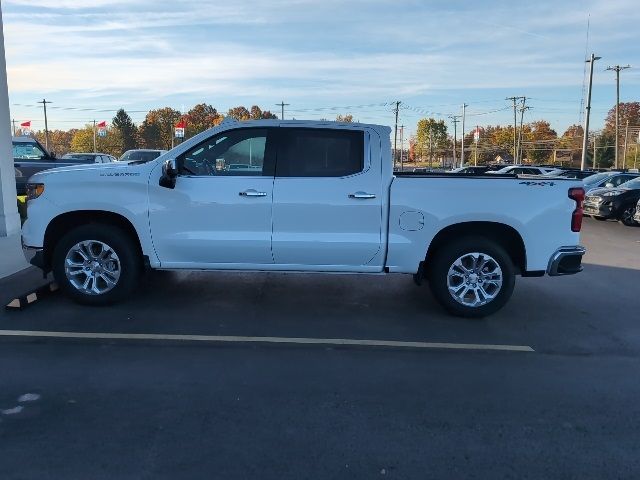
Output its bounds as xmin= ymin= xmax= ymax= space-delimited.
xmin=423 ymin=221 xmax=527 ymax=275
xmin=42 ymin=210 xmax=145 ymax=272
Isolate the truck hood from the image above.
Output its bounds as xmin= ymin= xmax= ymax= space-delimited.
xmin=30 ymin=160 xmax=150 ymax=181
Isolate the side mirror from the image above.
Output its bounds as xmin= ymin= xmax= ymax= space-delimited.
xmin=159 ymin=158 xmax=178 ymax=189
xmin=604 ymin=182 xmax=614 ymax=189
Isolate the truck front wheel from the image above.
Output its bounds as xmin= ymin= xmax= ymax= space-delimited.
xmin=52 ymin=224 xmax=141 ymax=305
xmin=427 ymin=237 xmax=515 ymax=318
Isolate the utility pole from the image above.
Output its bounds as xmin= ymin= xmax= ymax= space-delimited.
xmin=392 ymin=101 xmax=401 ymax=169
xmin=449 ymin=116 xmax=459 ymax=168
xmin=606 ymin=65 xmax=631 ymax=169
xmin=37 ymin=98 xmax=52 ymax=151
xmin=506 ymin=96 xmax=525 ymax=162
xmin=92 ymin=120 xmax=97 ymax=153
xmin=11 ymin=118 xmax=15 ymax=136
xmin=399 ymin=125 xmax=404 ymax=172
xmin=276 ymin=101 xmax=289 ymax=120
xmin=592 ymin=134 xmax=597 ymax=169
xmin=581 ymin=53 xmax=600 ymax=170
xmin=460 ymin=103 xmax=468 ymax=168
xmin=516 ymin=101 xmax=530 ymax=163
xmin=622 ymin=120 xmax=629 ymax=169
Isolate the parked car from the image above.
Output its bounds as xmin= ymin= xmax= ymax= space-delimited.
xmin=13 ymin=136 xmax=105 ymax=195
xmin=487 ymin=165 xmax=555 ymax=175
xmin=543 ymin=169 xmax=597 ymax=179
xmin=23 ymin=120 xmax=585 ymax=318
xmin=583 ymin=177 xmax=640 ymax=226
xmin=449 ymin=166 xmax=490 ymax=174
xmin=119 ymin=149 xmax=167 ymax=162
xmin=61 ymin=153 xmax=117 ymax=163
xmin=633 ymin=198 xmax=640 ymax=224
xmin=582 ymin=171 xmax=640 ymax=193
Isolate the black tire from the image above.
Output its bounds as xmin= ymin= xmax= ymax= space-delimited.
xmin=52 ymin=223 xmax=142 ymax=305
xmin=593 ymin=216 xmax=607 ymax=221
xmin=427 ymin=236 xmax=516 ymax=318
xmin=618 ymin=205 xmax=638 ymax=227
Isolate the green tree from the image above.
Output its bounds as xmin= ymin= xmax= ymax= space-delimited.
xmin=112 ymin=109 xmax=138 ymax=154
xmin=138 ymin=107 xmax=182 ymax=150
xmin=415 ymin=118 xmax=448 ymax=164
xmin=521 ymin=120 xmax=557 ymax=163
xmin=186 ymin=103 xmax=223 ymax=137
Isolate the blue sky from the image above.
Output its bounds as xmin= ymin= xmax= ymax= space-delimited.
xmin=3 ymin=0 xmax=639 ymax=139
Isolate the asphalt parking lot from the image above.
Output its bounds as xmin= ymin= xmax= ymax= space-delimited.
xmin=1 ymin=217 xmax=639 ymax=479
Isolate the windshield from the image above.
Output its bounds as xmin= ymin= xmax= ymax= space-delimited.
xmin=544 ymin=168 xmax=564 ymax=176
xmin=120 ymin=150 xmax=162 ymax=162
xmin=13 ymin=142 xmax=46 ymax=160
xmin=620 ymin=178 xmax=640 ymax=189
xmin=583 ymin=172 xmax=611 ymax=185
xmin=492 ymin=166 xmax=514 ymax=174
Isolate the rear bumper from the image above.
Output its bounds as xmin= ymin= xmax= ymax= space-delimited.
xmin=547 ymin=246 xmax=586 ymax=276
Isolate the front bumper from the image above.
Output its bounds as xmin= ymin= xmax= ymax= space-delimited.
xmin=547 ymin=246 xmax=586 ymax=276
xmin=583 ymin=200 xmax=613 ymax=218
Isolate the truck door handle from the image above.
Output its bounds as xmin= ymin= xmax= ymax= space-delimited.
xmin=239 ymin=189 xmax=267 ymax=197
xmin=349 ymin=192 xmax=376 ymax=199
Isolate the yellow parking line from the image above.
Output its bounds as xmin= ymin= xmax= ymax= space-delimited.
xmin=0 ymin=329 xmax=534 ymax=352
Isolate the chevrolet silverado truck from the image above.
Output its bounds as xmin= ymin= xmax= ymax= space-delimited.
xmin=21 ymin=120 xmax=586 ymax=317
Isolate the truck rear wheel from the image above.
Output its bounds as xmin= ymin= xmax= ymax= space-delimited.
xmin=427 ymin=236 xmax=515 ymax=318
xmin=52 ymin=224 xmax=141 ymax=305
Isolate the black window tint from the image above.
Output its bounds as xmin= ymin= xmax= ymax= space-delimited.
xmin=180 ymin=128 xmax=269 ymax=176
xmin=278 ymin=128 xmax=364 ymax=177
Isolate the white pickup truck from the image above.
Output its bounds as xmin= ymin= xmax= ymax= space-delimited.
xmin=22 ymin=119 xmax=586 ymax=317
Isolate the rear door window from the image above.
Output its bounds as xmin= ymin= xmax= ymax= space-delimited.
xmin=277 ymin=128 xmax=364 ymax=177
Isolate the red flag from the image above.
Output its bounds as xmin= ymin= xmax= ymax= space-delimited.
xmin=20 ymin=121 xmax=31 ymax=127
xmin=97 ymin=121 xmax=107 ymax=128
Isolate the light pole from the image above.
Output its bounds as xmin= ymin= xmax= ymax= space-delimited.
xmin=581 ymin=54 xmax=600 ymax=170
xmin=606 ymin=65 xmax=631 ymax=169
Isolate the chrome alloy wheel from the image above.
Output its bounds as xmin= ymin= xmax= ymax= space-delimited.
xmin=64 ymin=240 xmax=121 ymax=295
xmin=446 ymin=252 xmax=503 ymax=307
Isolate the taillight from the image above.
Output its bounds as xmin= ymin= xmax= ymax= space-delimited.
xmin=568 ymin=187 xmax=585 ymax=232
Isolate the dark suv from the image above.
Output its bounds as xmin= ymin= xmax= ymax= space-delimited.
xmin=583 ymin=177 xmax=640 ymax=226
xmin=13 ymin=136 xmax=100 ymax=195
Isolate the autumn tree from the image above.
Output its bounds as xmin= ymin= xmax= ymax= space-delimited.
xmin=34 ymin=129 xmax=76 ymax=156
xmin=70 ymin=124 xmax=123 ymax=156
xmin=185 ymin=103 xmax=223 ymax=137
xmin=138 ymin=107 xmax=182 ymax=149
xmin=227 ymin=106 xmax=251 ymax=121
xmin=336 ymin=114 xmax=354 ymax=123
xmin=604 ymin=102 xmax=640 ymax=132
xmin=112 ymin=109 xmax=137 ymax=153
xmin=250 ymin=105 xmax=277 ymax=119
xmin=558 ymin=124 xmax=584 ymax=166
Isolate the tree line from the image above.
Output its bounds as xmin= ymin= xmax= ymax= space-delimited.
xmin=410 ymin=102 xmax=640 ymax=168
xmin=28 ymin=104 xmax=279 ymax=158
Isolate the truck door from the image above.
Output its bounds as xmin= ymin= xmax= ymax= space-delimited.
xmin=148 ymin=127 xmax=276 ymax=267
xmin=271 ymin=127 xmax=384 ymax=269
